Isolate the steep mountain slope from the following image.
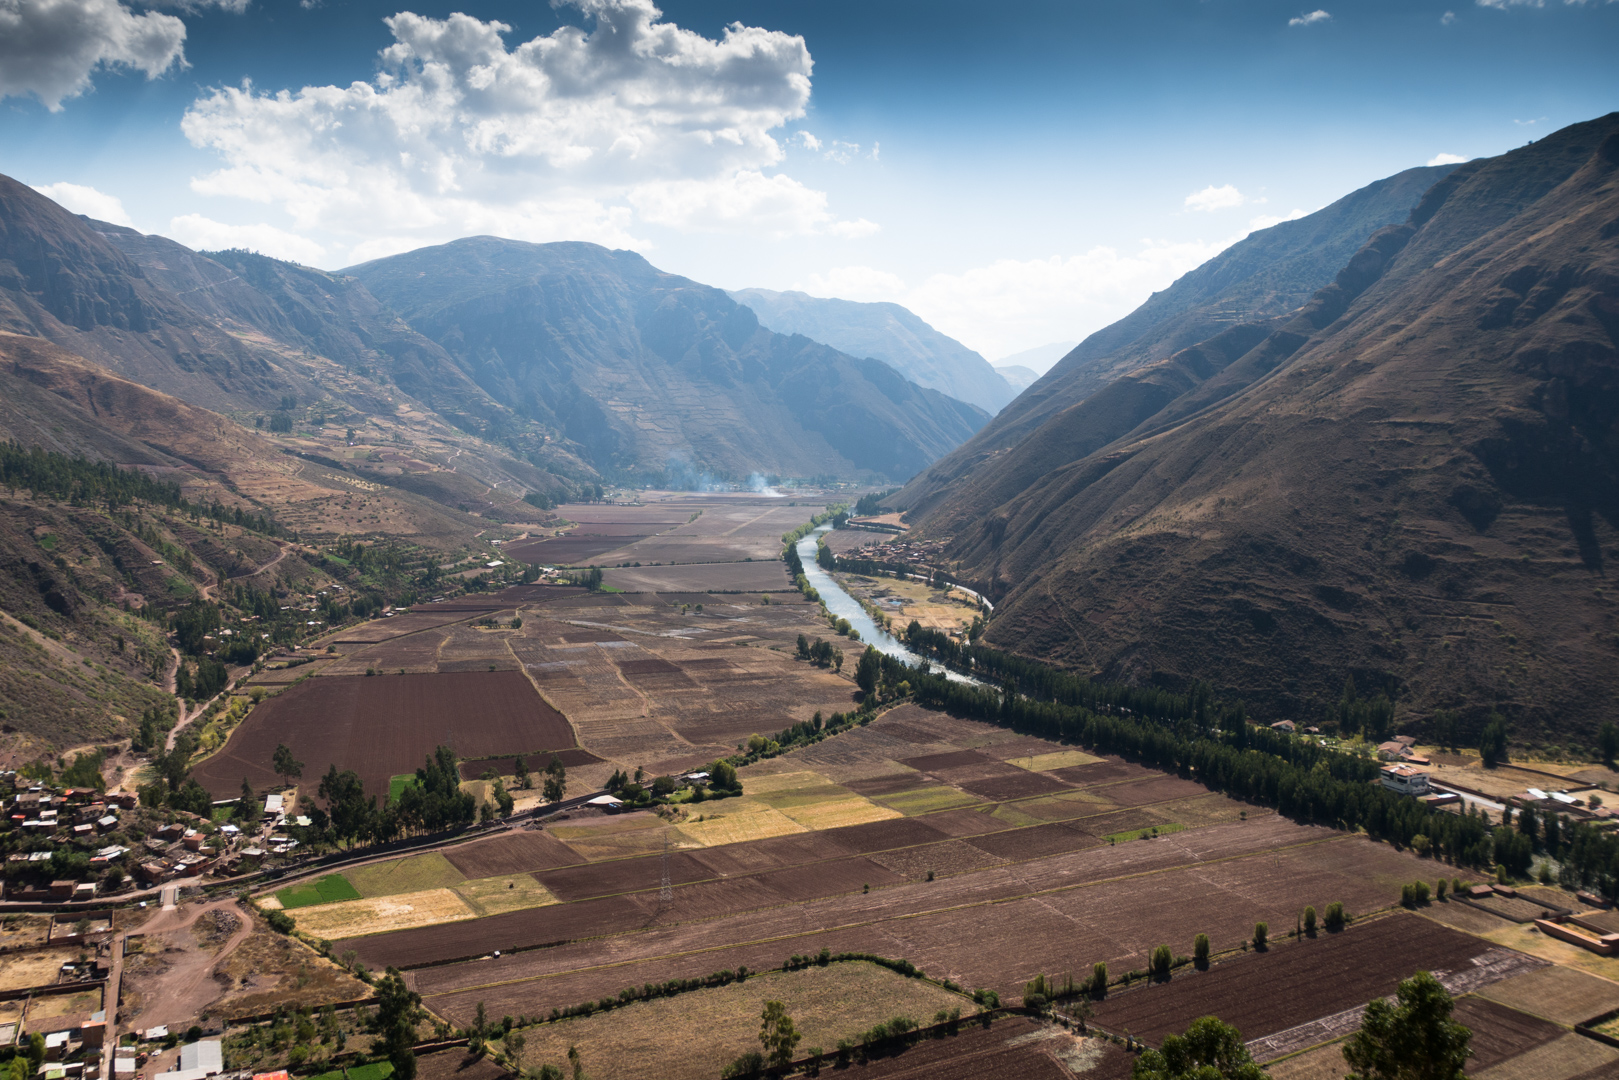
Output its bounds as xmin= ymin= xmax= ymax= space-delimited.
xmin=349 ymin=240 xmax=989 ymax=483
xmin=728 ymin=288 xmax=1015 ymax=412
xmin=893 ymin=163 xmax=1460 ymax=516
xmin=0 ymin=175 xmax=291 ymax=411
xmin=916 ymin=113 xmax=1619 ymax=743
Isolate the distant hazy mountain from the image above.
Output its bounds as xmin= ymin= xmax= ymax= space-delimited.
xmin=350 ymin=241 xmax=989 ymax=483
xmin=900 ymin=112 xmax=1619 ymax=740
xmin=892 ymin=160 xmax=1462 ymax=519
xmin=997 ymin=341 xmax=1077 ymax=375
xmin=728 ymin=288 xmax=1016 ymax=412
xmin=993 ymin=365 xmax=1041 ymax=394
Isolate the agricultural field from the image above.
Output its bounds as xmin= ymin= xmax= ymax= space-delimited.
xmin=845 ymin=1019 xmax=1131 ymax=1080
xmin=504 ymin=960 xmax=975 ymax=1080
xmin=312 ymin=705 xmax=1451 ymax=1032
xmin=275 ymin=873 xmax=363 ymax=909
xmin=1477 ymin=963 xmax=1619 ymax=1026
xmin=601 ymin=560 xmax=795 ymax=593
xmin=192 ymin=669 xmax=577 ymax=801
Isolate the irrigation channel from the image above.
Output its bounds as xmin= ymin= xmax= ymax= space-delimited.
xmin=795 ymin=526 xmax=982 ymax=686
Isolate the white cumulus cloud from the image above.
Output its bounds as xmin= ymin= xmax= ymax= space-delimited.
xmin=1184 ymin=184 xmax=1249 ymax=212
xmin=180 ymin=0 xmax=866 ymax=264
xmin=165 ymin=214 xmax=327 ymax=264
xmin=1441 ymin=10 xmax=1457 ymax=23
xmin=1427 ymin=152 xmax=1468 ymax=166
xmin=793 ymin=130 xmax=822 ymax=151
xmin=31 ymin=180 xmax=134 ymax=225
xmin=1288 ymin=9 xmax=1332 ymax=25
xmin=0 ymin=0 xmax=185 ymax=111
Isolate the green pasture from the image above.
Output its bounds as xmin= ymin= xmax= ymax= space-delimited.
xmin=388 ymin=773 xmax=418 ymax=803
xmin=274 ymin=872 xmax=362 ymax=909
xmin=1104 ymin=822 xmax=1187 ymax=844
xmin=309 ymin=1063 xmax=393 ymax=1080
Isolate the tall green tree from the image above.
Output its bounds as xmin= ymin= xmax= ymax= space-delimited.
xmin=272 ymin=743 xmax=303 ymax=787
xmin=1601 ymin=722 xmax=1618 ymax=766
xmin=318 ymin=765 xmax=373 ymax=846
xmin=1480 ymin=714 xmax=1509 ymax=768
xmin=543 ymin=756 xmax=567 ymax=803
xmin=1342 ymin=971 xmax=1471 ymax=1080
xmin=758 ymin=1000 xmax=801 ymax=1071
xmin=1132 ymin=1016 xmax=1263 ymax=1080
xmin=373 ymin=968 xmax=422 ymax=1080
xmin=856 ymin=645 xmax=882 ymax=695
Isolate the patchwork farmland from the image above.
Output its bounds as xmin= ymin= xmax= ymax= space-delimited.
xmin=207 ymin=500 xmax=1619 ymax=1079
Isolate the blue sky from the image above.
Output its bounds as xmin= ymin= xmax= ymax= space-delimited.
xmin=3 ymin=0 xmax=1617 ymax=361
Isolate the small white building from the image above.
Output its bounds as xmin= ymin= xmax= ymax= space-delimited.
xmin=1380 ymin=763 xmax=1431 ymax=797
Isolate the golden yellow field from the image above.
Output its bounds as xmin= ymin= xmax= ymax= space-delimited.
xmin=292 ymin=888 xmax=477 ymax=938
xmin=456 ymin=876 xmax=559 ymax=917
xmin=675 ymin=805 xmax=808 ymax=847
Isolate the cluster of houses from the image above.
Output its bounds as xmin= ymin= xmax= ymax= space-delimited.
xmin=841 ymin=535 xmax=951 ymax=566
xmin=1 ymin=772 xmax=281 ymax=902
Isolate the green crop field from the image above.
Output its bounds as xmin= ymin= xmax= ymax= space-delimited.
xmin=388 ymin=774 xmax=417 ymax=803
xmin=275 ymin=873 xmax=363 ymax=909
xmin=310 ymin=1063 xmax=392 ymax=1080
xmin=346 ymin=852 xmax=467 ymax=897
xmin=1104 ymin=822 xmax=1186 ymax=844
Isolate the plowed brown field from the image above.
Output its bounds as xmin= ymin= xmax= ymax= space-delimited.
xmin=195 ymin=670 xmax=576 ymax=801
xmin=1088 ymin=914 xmax=1497 ymax=1046
xmin=352 ymin=820 xmax=1435 ymax=1024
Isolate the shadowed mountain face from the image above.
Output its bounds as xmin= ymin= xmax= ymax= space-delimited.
xmin=347 ymin=240 xmax=989 ymax=483
xmin=0 ymin=175 xmax=554 ymax=449
xmin=894 ymin=162 xmax=1461 ymax=518
xmin=727 ymin=288 xmax=1016 ymax=412
xmin=906 ymin=114 xmax=1619 ymax=742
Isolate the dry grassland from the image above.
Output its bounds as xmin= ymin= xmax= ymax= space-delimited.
xmin=1478 ymin=963 xmax=1619 ymax=1025
xmin=780 ymin=795 xmax=901 ymax=830
xmin=1007 ymin=750 xmax=1102 ymax=771
xmin=25 ymin=989 xmax=101 ymax=1021
xmin=0 ymin=948 xmax=79 ymax=992
xmin=213 ymin=922 xmax=370 ymax=1020
xmin=0 ymin=916 xmax=49 ymax=951
xmin=549 ymin=814 xmax=675 ymax=861
xmin=345 ymin=853 xmax=468 ymax=898
xmin=455 ymin=876 xmax=559 ymax=917
xmin=507 ymin=961 xmax=974 ymax=1080
xmin=1263 ymin=1040 xmax=1349 ymax=1080
xmin=293 ymin=888 xmax=477 ymax=939
xmin=1480 ymin=922 xmax=1619 ymax=982
xmin=1474 ymin=1033 xmax=1619 ymax=1080
xmin=675 ymin=804 xmax=808 ymax=847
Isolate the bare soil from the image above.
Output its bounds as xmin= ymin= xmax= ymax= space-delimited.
xmin=193 ymin=669 xmax=575 ymax=801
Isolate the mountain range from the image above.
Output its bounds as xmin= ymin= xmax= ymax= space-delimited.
xmin=0 ymin=176 xmax=986 ymax=492
xmin=891 ymin=114 xmax=1619 ymax=743
xmin=726 ymin=288 xmax=1017 ymax=412
xmin=347 ymin=241 xmax=988 ymax=483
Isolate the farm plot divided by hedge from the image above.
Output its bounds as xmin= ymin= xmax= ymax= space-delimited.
xmin=354 ymin=815 xmax=1438 ymax=1026
xmin=194 ymin=670 xmax=576 ymax=801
